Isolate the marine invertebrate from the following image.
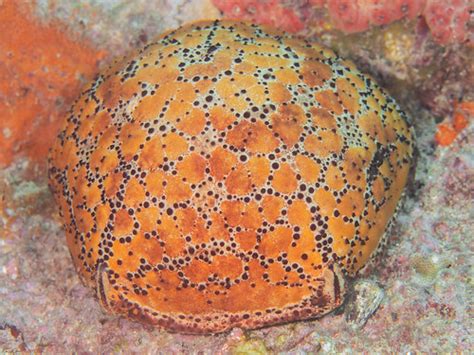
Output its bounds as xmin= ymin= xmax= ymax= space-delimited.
xmin=212 ymin=0 xmax=304 ymax=32
xmin=325 ymin=0 xmax=472 ymax=45
xmin=0 ymin=1 xmax=106 ymax=167
xmin=435 ymin=101 xmax=472 ymax=146
xmin=326 ymin=0 xmax=423 ymax=33
xmin=48 ymin=20 xmax=414 ymax=334
xmin=345 ymin=279 xmax=384 ymax=329
xmin=213 ymin=0 xmax=472 ymax=45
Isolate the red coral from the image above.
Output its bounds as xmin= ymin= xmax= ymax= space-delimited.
xmin=212 ymin=0 xmax=472 ymax=45
xmin=423 ymin=0 xmax=472 ymax=44
xmin=327 ymin=0 xmax=425 ymax=32
xmin=212 ymin=0 xmax=304 ymax=32
xmin=326 ymin=0 xmax=471 ymax=44
xmin=326 ymin=0 xmax=369 ymax=32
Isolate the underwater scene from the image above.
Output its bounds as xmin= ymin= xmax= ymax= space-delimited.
xmin=0 ymin=0 xmax=472 ymax=353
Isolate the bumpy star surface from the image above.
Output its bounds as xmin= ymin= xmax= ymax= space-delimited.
xmin=49 ymin=20 xmax=414 ymax=334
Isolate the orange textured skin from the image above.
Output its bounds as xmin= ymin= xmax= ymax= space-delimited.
xmin=48 ymin=20 xmax=414 ymax=334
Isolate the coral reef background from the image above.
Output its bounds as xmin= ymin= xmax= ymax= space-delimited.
xmin=0 ymin=0 xmax=472 ymax=352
